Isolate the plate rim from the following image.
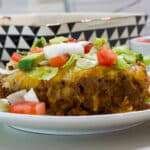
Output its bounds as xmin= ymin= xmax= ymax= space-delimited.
xmin=1 ymin=109 xmax=150 ymax=120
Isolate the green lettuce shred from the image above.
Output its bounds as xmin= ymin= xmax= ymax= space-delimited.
xmin=63 ymin=54 xmax=80 ymax=69
xmin=143 ymin=56 xmax=150 ymax=65
xmin=40 ymin=67 xmax=58 ymax=80
xmin=76 ymin=58 xmax=97 ymax=70
xmin=134 ymin=52 xmax=143 ymax=61
xmin=113 ymin=45 xmax=143 ymax=64
xmin=145 ymin=98 xmax=150 ymax=103
xmin=49 ymin=36 xmax=68 ymax=44
xmin=116 ymin=56 xmax=130 ymax=69
xmin=25 ymin=66 xmax=58 ymax=80
xmin=121 ymin=54 xmax=136 ymax=64
xmin=31 ymin=37 xmax=47 ymax=49
xmin=84 ymin=53 xmax=97 ymax=60
xmin=93 ymin=38 xmax=107 ymax=50
xmin=112 ymin=45 xmax=131 ymax=55
xmin=16 ymin=50 xmax=27 ymax=56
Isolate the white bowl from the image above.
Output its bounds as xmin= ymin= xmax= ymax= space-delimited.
xmin=130 ymin=36 xmax=150 ymax=71
xmin=130 ymin=36 xmax=150 ymax=55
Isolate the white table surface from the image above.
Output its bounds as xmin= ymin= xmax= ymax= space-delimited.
xmin=1 ymin=121 xmax=150 ymax=150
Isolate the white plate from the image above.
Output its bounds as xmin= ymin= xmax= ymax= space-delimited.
xmin=0 ymin=110 xmax=150 ymax=135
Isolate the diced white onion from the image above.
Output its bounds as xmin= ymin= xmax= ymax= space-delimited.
xmin=7 ymin=90 xmax=27 ymax=104
xmin=24 ymin=88 xmax=39 ymax=102
xmin=78 ymin=41 xmax=90 ymax=47
xmin=0 ymin=68 xmax=17 ymax=75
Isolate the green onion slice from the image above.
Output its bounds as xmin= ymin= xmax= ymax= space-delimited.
xmin=32 ymin=37 xmax=47 ymax=49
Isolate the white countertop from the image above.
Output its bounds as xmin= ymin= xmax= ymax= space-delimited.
xmin=1 ymin=121 xmax=150 ymax=150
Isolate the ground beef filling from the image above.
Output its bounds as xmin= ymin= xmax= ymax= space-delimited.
xmin=0 ymin=63 xmax=149 ymax=116
xmin=33 ymin=64 xmax=149 ymax=115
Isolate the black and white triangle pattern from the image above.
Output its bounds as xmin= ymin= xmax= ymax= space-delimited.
xmin=0 ymin=15 xmax=147 ymax=65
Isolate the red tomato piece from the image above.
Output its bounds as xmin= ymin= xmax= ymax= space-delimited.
xmin=96 ymin=45 xmax=117 ymax=66
xmin=137 ymin=38 xmax=150 ymax=43
xmin=35 ymin=102 xmax=46 ymax=115
xmin=10 ymin=101 xmax=46 ymax=115
xmin=31 ymin=47 xmax=43 ymax=53
xmin=11 ymin=52 xmax=23 ymax=62
xmin=49 ymin=55 xmax=69 ymax=67
xmin=68 ymin=38 xmax=77 ymax=42
xmin=84 ymin=43 xmax=94 ymax=54
xmin=136 ymin=38 xmax=145 ymax=43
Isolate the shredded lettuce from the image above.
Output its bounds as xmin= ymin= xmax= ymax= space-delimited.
xmin=63 ymin=54 xmax=80 ymax=69
xmin=93 ymin=38 xmax=107 ymax=50
xmin=49 ymin=36 xmax=68 ymax=45
xmin=25 ymin=66 xmax=58 ymax=80
xmin=113 ymin=45 xmax=143 ymax=64
xmin=121 ymin=54 xmax=136 ymax=64
xmin=134 ymin=52 xmax=143 ymax=61
xmin=31 ymin=37 xmax=46 ymax=49
xmin=25 ymin=67 xmax=41 ymax=78
xmin=116 ymin=56 xmax=130 ymax=69
xmin=16 ymin=50 xmax=27 ymax=56
xmin=143 ymin=56 xmax=150 ymax=65
xmin=76 ymin=58 xmax=97 ymax=69
xmin=84 ymin=53 xmax=97 ymax=60
xmin=40 ymin=67 xmax=58 ymax=80
xmin=112 ymin=45 xmax=131 ymax=55
xmin=145 ymin=98 xmax=150 ymax=103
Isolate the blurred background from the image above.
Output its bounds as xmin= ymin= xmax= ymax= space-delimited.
xmin=0 ymin=0 xmax=148 ymax=14
xmin=0 ymin=0 xmax=149 ymax=33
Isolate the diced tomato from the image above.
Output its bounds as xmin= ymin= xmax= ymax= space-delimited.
xmin=49 ymin=55 xmax=69 ymax=67
xmin=68 ymin=38 xmax=77 ymax=42
xmin=84 ymin=43 xmax=94 ymax=54
xmin=137 ymin=38 xmax=150 ymax=43
xmin=11 ymin=52 xmax=23 ymax=62
xmin=136 ymin=38 xmax=145 ymax=43
xmin=31 ymin=47 xmax=43 ymax=53
xmin=96 ymin=45 xmax=117 ymax=66
xmin=35 ymin=102 xmax=46 ymax=115
xmin=10 ymin=101 xmax=46 ymax=115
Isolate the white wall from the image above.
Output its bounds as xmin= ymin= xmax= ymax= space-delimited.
xmin=0 ymin=0 xmax=65 ymax=14
xmin=0 ymin=0 xmax=149 ymax=33
xmin=28 ymin=0 xmax=65 ymax=13
xmin=71 ymin=0 xmax=147 ymax=13
xmin=0 ymin=0 xmax=148 ymax=14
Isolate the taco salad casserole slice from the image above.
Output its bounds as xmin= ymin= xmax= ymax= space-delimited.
xmin=0 ymin=37 xmax=149 ymax=115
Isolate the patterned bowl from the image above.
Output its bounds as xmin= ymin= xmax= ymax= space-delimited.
xmin=0 ymin=13 xmax=147 ymax=67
